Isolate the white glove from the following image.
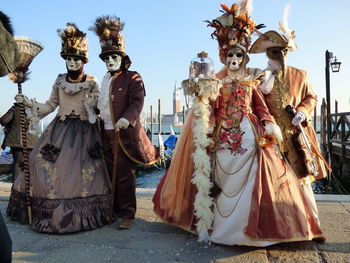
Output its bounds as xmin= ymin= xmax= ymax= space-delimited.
xmin=14 ymin=94 xmax=33 ymax=107
xmin=292 ymin=111 xmax=306 ymax=126
xmin=84 ymin=93 xmax=97 ymax=107
xmin=114 ymin=118 xmax=130 ymax=132
xmin=264 ymin=123 xmax=283 ymax=143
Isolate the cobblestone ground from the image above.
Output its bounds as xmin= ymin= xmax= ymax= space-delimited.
xmin=1 ymin=190 xmax=350 ymax=262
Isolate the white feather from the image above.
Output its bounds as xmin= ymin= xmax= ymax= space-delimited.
xmin=239 ymin=0 xmax=253 ymax=15
xmin=278 ymin=3 xmax=292 ymax=38
xmin=191 ymin=93 xmax=215 ymax=242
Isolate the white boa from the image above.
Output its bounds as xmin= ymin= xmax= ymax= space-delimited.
xmin=190 ymin=79 xmax=220 ymax=242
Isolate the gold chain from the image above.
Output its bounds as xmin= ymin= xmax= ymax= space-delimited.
xmin=214 ymin=155 xmax=255 ymax=218
xmin=215 ymin=147 xmax=256 ymax=175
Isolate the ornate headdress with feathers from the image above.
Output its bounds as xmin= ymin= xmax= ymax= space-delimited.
xmin=57 ymin=23 xmax=88 ymax=63
xmin=250 ymin=3 xmax=297 ymax=54
xmin=206 ymin=0 xmax=265 ymax=62
xmin=89 ymin=16 xmax=127 ymax=60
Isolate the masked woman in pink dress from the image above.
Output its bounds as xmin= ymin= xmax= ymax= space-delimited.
xmin=153 ymin=1 xmax=324 ymax=246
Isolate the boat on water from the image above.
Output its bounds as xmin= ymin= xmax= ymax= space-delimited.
xmin=137 ymin=124 xmax=180 ymax=172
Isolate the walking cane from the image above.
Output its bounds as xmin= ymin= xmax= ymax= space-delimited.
xmin=109 ymin=131 xmax=119 ymax=224
xmin=16 ymin=83 xmax=32 ymax=223
xmin=9 ymin=36 xmax=43 ymax=224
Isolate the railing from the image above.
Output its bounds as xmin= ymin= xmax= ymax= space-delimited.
xmin=328 ymin=112 xmax=350 ymax=160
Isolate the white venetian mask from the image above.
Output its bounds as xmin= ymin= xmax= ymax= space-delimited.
xmin=66 ymin=56 xmax=83 ymax=71
xmin=104 ymin=54 xmax=122 ymax=72
xmin=225 ymin=46 xmax=245 ymax=72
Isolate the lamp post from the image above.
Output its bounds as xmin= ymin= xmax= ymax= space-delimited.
xmin=325 ymin=50 xmax=341 ymax=158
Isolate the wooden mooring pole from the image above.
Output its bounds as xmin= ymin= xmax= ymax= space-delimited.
xmin=150 ymin=105 xmax=153 ymax=143
xmin=335 ymin=100 xmax=338 ymax=140
xmin=182 ymin=106 xmax=185 ymax=124
xmin=320 ymin=98 xmax=327 ymax=157
xmin=313 ymin=107 xmax=317 ymax=132
xmin=158 ymin=99 xmax=161 ymax=135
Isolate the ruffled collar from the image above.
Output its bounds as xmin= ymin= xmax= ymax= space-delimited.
xmin=55 ymin=73 xmax=95 ymax=95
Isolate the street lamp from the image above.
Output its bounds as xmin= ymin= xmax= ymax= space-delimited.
xmin=325 ymin=50 xmax=341 ymax=159
xmin=330 ymin=57 xmax=341 ymax=73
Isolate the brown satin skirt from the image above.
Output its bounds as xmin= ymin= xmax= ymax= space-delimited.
xmin=7 ymin=117 xmax=111 ymax=233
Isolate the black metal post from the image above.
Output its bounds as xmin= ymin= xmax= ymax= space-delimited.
xmin=325 ymin=50 xmax=332 ymax=159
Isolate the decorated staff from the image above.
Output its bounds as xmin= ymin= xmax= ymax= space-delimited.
xmin=8 ymin=36 xmax=43 ymax=224
xmin=182 ymin=51 xmax=220 ymax=241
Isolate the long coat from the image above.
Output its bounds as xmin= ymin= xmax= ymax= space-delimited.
xmin=263 ymin=66 xmax=328 ymax=183
xmin=109 ymin=70 xmax=159 ymax=165
xmin=0 ymin=104 xmax=38 ymax=149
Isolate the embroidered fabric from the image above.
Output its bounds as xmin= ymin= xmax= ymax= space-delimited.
xmin=40 ymin=143 xmax=61 ymax=162
xmin=56 ymin=74 xmax=95 ymax=95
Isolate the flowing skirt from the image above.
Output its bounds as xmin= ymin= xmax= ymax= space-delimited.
xmin=211 ymin=116 xmax=324 ymax=246
xmin=153 ymin=114 xmax=324 ymax=246
xmin=211 ymin=116 xmax=275 ymax=246
xmin=7 ymin=117 xmax=111 ymax=233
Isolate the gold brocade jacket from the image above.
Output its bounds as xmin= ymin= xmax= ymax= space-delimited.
xmin=263 ymin=66 xmax=327 ymax=183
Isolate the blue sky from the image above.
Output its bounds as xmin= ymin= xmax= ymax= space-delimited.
xmin=0 ymin=0 xmax=349 ymax=124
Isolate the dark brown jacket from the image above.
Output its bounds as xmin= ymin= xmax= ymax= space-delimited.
xmin=109 ymin=70 xmax=159 ymax=165
xmin=0 ymin=104 xmax=38 ymax=149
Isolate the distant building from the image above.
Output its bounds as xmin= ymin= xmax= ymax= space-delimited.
xmin=161 ymin=112 xmax=185 ymax=125
xmin=173 ymin=83 xmax=180 ymax=115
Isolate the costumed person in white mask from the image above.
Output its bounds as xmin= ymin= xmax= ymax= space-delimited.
xmin=153 ymin=1 xmax=325 ymax=246
xmin=90 ymin=16 xmax=159 ymax=229
xmin=250 ymin=4 xmax=330 ymax=230
xmin=7 ymin=23 xmax=111 ymax=233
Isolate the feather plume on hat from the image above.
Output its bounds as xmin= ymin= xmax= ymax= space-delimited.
xmin=89 ymin=16 xmax=127 ymax=60
xmin=278 ymin=3 xmax=296 ymax=45
xmin=250 ymin=3 xmax=297 ymax=54
xmin=89 ymin=15 xmax=124 ymax=40
xmin=206 ymin=1 xmax=265 ymax=63
xmin=57 ymin=23 xmax=88 ymax=63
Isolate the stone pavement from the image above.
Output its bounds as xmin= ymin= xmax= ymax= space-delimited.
xmin=1 ymin=183 xmax=350 ymax=263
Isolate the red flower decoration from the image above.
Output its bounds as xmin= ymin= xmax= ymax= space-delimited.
xmin=220 ymin=131 xmax=229 ymax=143
xmin=234 ymin=86 xmax=245 ymax=96
xmin=225 ymin=119 xmax=235 ymax=127
xmin=229 ymin=132 xmax=242 ymax=144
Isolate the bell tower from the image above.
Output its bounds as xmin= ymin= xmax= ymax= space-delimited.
xmin=173 ymin=82 xmax=180 ymax=115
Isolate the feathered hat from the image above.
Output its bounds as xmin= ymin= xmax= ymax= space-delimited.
xmin=89 ymin=16 xmax=127 ymax=60
xmin=207 ymin=0 xmax=265 ymax=63
xmin=57 ymin=23 xmax=88 ymax=63
xmin=250 ymin=4 xmax=297 ymax=54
